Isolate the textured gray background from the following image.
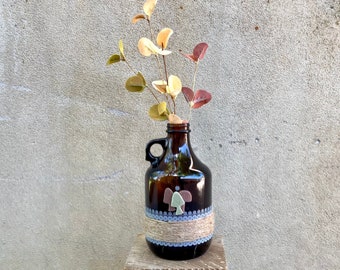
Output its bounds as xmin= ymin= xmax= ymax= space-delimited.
xmin=1 ymin=0 xmax=339 ymax=269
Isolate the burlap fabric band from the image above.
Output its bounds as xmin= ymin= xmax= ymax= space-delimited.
xmin=145 ymin=212 xmax=214 ymax=243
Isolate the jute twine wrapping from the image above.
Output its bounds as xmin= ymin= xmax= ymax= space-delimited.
xmin=145 ymin=212 xmax=214 ymax=243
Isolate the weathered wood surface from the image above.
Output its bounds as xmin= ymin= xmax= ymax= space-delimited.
xmin=124 ymin=234 xmax=227 ymax=270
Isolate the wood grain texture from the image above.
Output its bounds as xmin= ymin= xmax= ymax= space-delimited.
xmin=124 ymin=234 xmax=227 ymax=270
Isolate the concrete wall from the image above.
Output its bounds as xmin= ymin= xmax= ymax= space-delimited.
xmin=0 ymin=0 xmax=339 ymax=269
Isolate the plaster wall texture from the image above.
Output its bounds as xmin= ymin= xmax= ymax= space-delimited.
xmin=0 ymin=0 xmax=339 ymax=269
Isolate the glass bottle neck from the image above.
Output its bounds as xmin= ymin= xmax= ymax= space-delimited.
xmin=166 ymin=123 xmax=191 ymax=154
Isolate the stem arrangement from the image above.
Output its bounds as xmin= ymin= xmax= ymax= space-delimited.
xmin=107 ymin=0 xmax=212 ymax=123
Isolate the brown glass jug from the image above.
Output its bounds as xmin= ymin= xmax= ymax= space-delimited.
xmin=144 ymin=123 xmax=214 ymax=260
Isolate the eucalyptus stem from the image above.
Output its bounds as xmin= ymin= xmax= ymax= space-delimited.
xmin=192 ymin=61 xmax=199 ymax=93
xmin=162 ymin=54 xmax=169 ymax=84
xmin=154 ymin=55 xmax=164 ymax=79
xmin=124 ymin=59 xmax=137 ymax=74
xmin=172 ymin=98 xmax=176 ymax=115
xmin=147 ymin=19 xmax=163 ymax=79
xmin=187 ymin=61 xmax=199 ymax=122
xmin=161 ymin=53 xmax=174 ymax=113
xmin=188 ymin=101 xmax=193 ymax=122
xmin=146 ymin=86 xmax=161 ymax=103
xmin=147 ymin=19 xmax=154 ymax=41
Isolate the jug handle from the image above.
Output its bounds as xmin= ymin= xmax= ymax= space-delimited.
xmin=145 ymin=138 xmax=168 ymax=168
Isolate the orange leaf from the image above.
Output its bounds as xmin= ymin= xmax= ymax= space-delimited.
xmin=156 ymin=28 xmax=173 ymax=49
xmin=132 ymin=14 xmax=146 ymax=24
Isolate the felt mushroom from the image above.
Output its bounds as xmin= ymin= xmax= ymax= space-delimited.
xmin=171 ymin=192 xmax=185 ymax=215
xmin=163 ymin=188 xmax=192 ymax=215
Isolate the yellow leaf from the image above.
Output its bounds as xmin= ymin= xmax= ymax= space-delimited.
xmin=143 ymin=0 xmax=158 ymax=18
xmin=138 ymin=38 xmax=159 ymax=56
xmin=157 ymin=101 xmax=168 ymax=115
xmin=167 ymin=75 xmax=182 ymax=99
xmin=157 ymin=28 xmax=173 ymax=49
xmin=132 ymin=14 xmax=146 ymax=24
xmin=118 ymin=40 xmax=125 ymax=59
xmin=152 ymin=80 xmax=167 ymax=94
xmin=149 ymin=102 xmax=169 ymax=121
xmin=138 ymin=38 xmax=172 ymax=56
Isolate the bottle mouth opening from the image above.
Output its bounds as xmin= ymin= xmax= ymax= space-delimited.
xmin=167 ymin=123 xmax=191 ymax=133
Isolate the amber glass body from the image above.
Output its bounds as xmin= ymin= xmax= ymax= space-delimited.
xmin=145 ymin=123 xmax=212 ymax=260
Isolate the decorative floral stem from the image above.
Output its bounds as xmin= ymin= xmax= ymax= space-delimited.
xmin=148 ymin=19 xmax=164 ymax=80
xmin=172 ymin=98 xmax=176 ymax=115
xmin=107 ymin=0 xmax=212 ymax=123
xmin=192 ymin=61 xmax=199 ymax=95
xmin=125 ymin=60 xmax=137 ymax=75
xmin=187 ymin=61 xmax=199 ymax=121
xmin=162 ymin=54 xmax=169 ymax=85
xmin=147 ymin=19 xmax=154 ymax=41
xmin=161 ymin=53 xmax=174 ymax=112
xmin=147 ymin=86 xmax=161 ymax=103
xmin=154 ymin=55 xmax=164 ymax=79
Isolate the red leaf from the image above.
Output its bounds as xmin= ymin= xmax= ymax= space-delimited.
xmin=182 ymin=87 xmax=194 ymax=103
xmin=182 ymin=53 xmax=196 ymax=62
xmin=192 ymin=89 xmax=212 ymax=108
xmin=193 ymin=43 xmax=208 ymax=61
xmin=182 ymin=43 xmax=209 ymax=62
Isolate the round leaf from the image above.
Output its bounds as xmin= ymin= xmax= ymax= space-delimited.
xmin=182 ymin=42 xmax=209 ymax=62
xmin=193 ymin=43 xmax=208 ymax=61
xmin=192 ymin=89 xmax=212 ymax=108
xmin=157 ymin=101 xmax=168 ymax=115
xmin=143 ymin=0 xmax=158 ymax=18
xmin=106 ymin=54 xmax=121 ymax=65
xmin=138 ymin=37 xmax=171 ymax=56
xmin=138 ymin=37 xmax=159 ymax=56
xmin=157 ymin=28 xmax=173 ymax=49
xmin=182 ymin=87 xmax=194 ymax=103
xmin=167 ymin=75 xmax=182 ymax=99
xmin=149 ymin=102 xmax=169 ymax=121
xmin=125 ymin=72 xmax=146 ymax=92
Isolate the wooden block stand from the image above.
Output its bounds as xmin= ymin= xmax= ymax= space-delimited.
xmin=124 ymin=234 xmax=227 ymax=270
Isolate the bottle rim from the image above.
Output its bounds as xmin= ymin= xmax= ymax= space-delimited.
xmin=166 ymin=122 xmax=191 ymax=133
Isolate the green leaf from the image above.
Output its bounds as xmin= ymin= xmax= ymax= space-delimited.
xmin=149 ymin=102 xmax=169 ymax=121
xmin=125 ymin=72 xmax=146 ymax=92
xmin=106 ymin=54 xmax=121 ymax=65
